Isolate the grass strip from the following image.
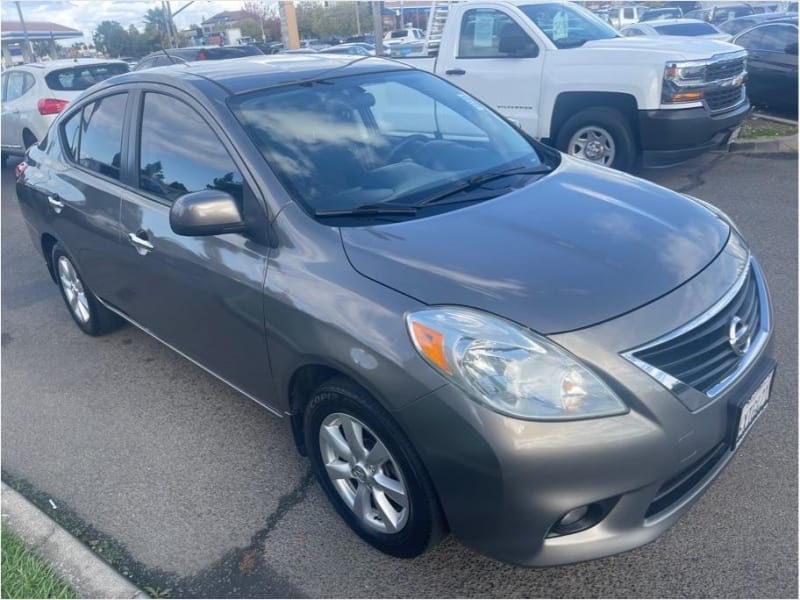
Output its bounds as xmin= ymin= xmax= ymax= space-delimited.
xmin=1 ymin=527 xmax=77 ymax=599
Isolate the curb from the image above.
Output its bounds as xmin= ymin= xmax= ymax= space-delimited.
xmin=729 ymin=134 xmax=798 ymax=154
xmin=1 ymin=482 xmax=149 ymax=599
xmin=751 ymin=111 xmax=798 ymax=126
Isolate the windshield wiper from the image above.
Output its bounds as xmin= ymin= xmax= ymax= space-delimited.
xmin=414 ymin=165 xmax=552 ymax=208
xmin=314 ymin=203 xmax=418 ymax=217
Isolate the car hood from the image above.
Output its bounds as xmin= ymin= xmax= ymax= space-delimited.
xmin=341 ymin=157 xmax=729 ymax=334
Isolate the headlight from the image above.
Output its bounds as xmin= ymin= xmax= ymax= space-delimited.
xmin=663 ymin=60 xmax=707 ymax=104
xmin=406 ymin=307 xmax=627 ymax=420
xmin=664 ymin=61 xmax=706 ymax=83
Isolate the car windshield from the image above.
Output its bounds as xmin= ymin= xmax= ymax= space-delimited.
xmin=520 ymin=2 xmax=618 ymax=48
xmin=230 ymin=69 xmax=546 ymax=219
xmin=44 ymin=63 xmax=128 ymax=91
xmin=653 ymin=22 xmax=718 ymax=35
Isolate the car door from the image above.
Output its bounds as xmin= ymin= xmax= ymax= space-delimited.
xmin=738 ymin=24 xmax=797 ymax=107
xmin=32 ymin=93 xmax=130 ymax=299
xmin=1 ymin=70 xmax=35 ymax=151
xmin=111 ymin=88 xmax=275 ymax=407
xmin=436 ymin=6 xmax=542 ymax=136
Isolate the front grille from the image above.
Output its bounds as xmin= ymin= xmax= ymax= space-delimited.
xmin=645 ymin=442 xmax=728 ymax=518
xmin=633 ymin=267 xmax=760 ymax=395
xmin=705 ymin=86 xmax=745 ymax=112
xmin=706 ymin=57 xmax=745 ymax=82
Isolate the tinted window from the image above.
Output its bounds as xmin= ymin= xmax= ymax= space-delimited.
xmin=61 ymin=109 xmax=81 ymax=158
xmin=138 ymin=93 xmax=243 ymax=204
xmin=623 ymin=27 xmax=644 ymax=36
xmin=202 ymin=45 xmax=263 ymax=59
xmin=62 ymin=94 xmax=127 ymax=179
xmin=45 ymin=64 xmax=128 ymax=91
xmin=459 ymin=9 xmax=537 ymax=57
xmin=4 ymin=71 xmax=35 ymax=102
xmin=757 ymin=24 xmax=797 ymax=50
xmin=653 ymin=22 xmax=717 ymax=35
xmin=623 ymin=7 xmax=634 ymax=19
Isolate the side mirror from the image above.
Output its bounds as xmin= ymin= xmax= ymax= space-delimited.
xmin=169 ymin=190 xmax=246 ymax=237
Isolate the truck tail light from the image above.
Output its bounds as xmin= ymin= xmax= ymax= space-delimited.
xmin=37 ymin=98 xmax=69 ymax=115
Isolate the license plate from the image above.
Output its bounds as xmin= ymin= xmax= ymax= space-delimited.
xmin=734 ymin=370 xmax=773 ymax=447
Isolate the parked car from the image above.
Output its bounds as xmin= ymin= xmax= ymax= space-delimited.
xmin=717 ymin=11 xmax=794 ymax=36
xmin=1 ymin=58 xmax=128 ymax=166
xmin=279 ymin=48 xmax=319 ymax=54
xmin=639 ymin=7 xmax=683 ymax=21
xmin=686 ymin=3 xmax=754 ymax=24
xmin=620 ymin=19 xmax=732 ymax=42
xmin=320 ymin=43 xmax=376 ymax=56
xmin=733 ymin=19 xmax=798 ymax=115
xmin=133 ymin=45 xmax=263 ymax=70
xmin=608 ymin=5 xmax=649 ymax=28
xmin=255 ymin=42 xmax=284 ymax=54
xmin=15 ymin=54 xmax=775 ymax=567
xmin=400 ymin=0 xmax=749 ymax=171
xmin=117 ymin=56 xmax=141 ymax=69
xmin=383 ymin=28 xmax=425 ymax=47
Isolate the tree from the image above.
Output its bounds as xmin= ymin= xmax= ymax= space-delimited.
xmin=93 ymin=20 xmax=128 ymax=57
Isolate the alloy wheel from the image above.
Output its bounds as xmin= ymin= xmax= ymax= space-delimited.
xmin=57 ymin=256 xmax=91 ymax=324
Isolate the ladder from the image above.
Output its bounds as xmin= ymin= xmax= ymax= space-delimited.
xmin=424 ymin=1 xmax=453 ymax=55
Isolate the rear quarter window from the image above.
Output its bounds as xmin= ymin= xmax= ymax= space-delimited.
xmin=45 ymin=64 xmax=128 ymax=91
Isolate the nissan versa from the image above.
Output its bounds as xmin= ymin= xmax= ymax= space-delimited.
xmin=15 ymin=56 xmax=774 ymax=566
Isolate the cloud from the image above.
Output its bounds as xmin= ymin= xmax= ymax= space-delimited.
xmin=3 ymin=0 xmax=256 ymax=46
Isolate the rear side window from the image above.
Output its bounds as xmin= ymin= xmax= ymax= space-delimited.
xmin=45 ymin=64 xmax=128 ymax=91
xmin=61 ymin=93 xmax=128 ymax=180
xmin=3 ymin=71 xmax=35 ymax=102
xmin=137 ymin=93 xmax=243 ymax=204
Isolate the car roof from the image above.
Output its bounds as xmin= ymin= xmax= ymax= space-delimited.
xmin=7 ymin=58 xmax=126 ymax=73
xmin=100 ymin=55 xmax=411 ymax=96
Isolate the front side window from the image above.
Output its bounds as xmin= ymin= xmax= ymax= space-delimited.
xmin=231 ymin=69 xmax=546 ymax=219
xmin=520 ymin=3 xmax=618 ymax=48
xmin=138 ymin=93 xmax=243 ymax=204
xmin=459 ymin=8 xmax=538 ymax=58
xmin=61 ymin=94 xmax=127 ymax=180
xmin=756 ymin=24 xmax=797 ymax=51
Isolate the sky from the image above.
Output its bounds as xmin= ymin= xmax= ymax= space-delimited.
xmin=1 ymin=0 xmax=269 ymax=45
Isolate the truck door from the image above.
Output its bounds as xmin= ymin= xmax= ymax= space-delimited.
xmin=436 ymin=6 xmax=543 ymax=137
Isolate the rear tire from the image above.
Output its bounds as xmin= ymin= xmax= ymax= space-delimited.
xmin=304 ymin=377 xmax=446 ymax=558
xmin=555 ymin=107 xmax=636 ymax=171
xmin=52 ymin=243 xmax=123 ymax=336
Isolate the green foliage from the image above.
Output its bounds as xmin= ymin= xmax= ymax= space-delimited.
xmin=239 ymin=18 xmax=265 ymax=42
xmin=1 ymin=528 xmax=78 ymax=599
xmin=295 ymin=1 xmax=371 ymax=39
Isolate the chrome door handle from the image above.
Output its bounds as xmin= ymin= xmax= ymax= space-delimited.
xmin=48 ymin=195 xmax=64 ymax=213
xmin=128 ymin=232 xmax=154 ymax=255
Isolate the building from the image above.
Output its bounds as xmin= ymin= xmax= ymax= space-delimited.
xmin=201 ymin=10 xmax=249 ymax=36
xmin=1 ymin=21 xmax=83 ymax=66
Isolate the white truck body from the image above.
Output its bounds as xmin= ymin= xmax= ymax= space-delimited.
xmin=401 ymin=0 xmax=749 ymax=169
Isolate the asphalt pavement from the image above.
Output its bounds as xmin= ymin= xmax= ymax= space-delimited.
xmin=1 ymin=149 xmax=797 ymax=598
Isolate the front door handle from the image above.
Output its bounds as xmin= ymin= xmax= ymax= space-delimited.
xmin=128 ymin=231 xmax=154 ymax=255
xmin=48 ymin=195 xmax=64 ymax=213
xmin=445 ymin=68 xmax=466 ymax=75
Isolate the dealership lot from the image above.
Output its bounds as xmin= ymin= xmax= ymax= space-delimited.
xmin=1 ymin=149 xmax=797 ymax=597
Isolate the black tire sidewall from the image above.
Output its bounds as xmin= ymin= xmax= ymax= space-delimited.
xmin=304 ymin=379 xmax=440 ymax=558
xmin=555 ymin=108 xmax=636 ymax=171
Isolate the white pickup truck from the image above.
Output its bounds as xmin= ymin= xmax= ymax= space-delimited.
xmin=399 ymin=0 xmax=749 ymax=170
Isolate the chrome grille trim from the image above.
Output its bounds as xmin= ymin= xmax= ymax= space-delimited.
xmin=622 ymin=255 xmax=771 ymax=400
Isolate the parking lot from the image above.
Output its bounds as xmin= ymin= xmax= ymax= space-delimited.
xmin=1 ymin=146 xmax=796 ymax=598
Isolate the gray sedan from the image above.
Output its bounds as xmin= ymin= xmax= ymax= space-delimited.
xmin=15 ymin=56 xmax=775 ymax=566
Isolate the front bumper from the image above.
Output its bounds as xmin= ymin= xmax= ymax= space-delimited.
xmin=392 ymin=240 xmax=775 ymax=567
xmin=638 ymin=99 xmax=749 ymax=167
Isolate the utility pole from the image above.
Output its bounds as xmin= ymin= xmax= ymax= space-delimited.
xmin=355 ymin=2 xmax=361 ymax=36
xmin=162 ymin=1 xmax=174 ymax=48
xmin=15 ymin=1 xmax=33 ymax=63
xmin=372 ymin=1 xmax=383 ymax=55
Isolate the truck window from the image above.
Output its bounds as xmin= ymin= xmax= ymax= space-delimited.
xmin=519 ymin=3 xmax=618 ymax=48
xmin=458 ymin=8 xmax=537 ymax=58
xmin=623 ymin=7 xmax=634 ymax=19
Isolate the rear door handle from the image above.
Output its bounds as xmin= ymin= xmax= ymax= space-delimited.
xmin=48 ymin=195 xmax=64 ymax=213
xmin=128 ymin=231 xmax=154 ymax=255
xmin=445 ymin=68 xmax=466 ymax=76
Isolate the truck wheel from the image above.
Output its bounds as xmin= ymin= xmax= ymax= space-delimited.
xmin=555 ymin=108 xmax=636 ymax=171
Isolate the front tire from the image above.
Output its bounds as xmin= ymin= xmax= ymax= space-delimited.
xmin=304 ymin=377 xmax=445 ymax=558
xmin=52 ymin=244 xmax=123 ymax=336
xmin=555 ymin=107 xmax=636 ymax=171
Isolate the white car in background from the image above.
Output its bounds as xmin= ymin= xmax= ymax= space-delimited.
xmin=1 ymin=58 xmax=128 ymax=166
xmin=383 ymin=28 xmax=425 ymax=47
xmin=620 ymin=19 xmax=733 ymax=42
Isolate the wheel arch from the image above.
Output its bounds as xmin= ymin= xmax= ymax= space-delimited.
xmin=41 ymin=232 xmax=59 ymax=283
xmin=550 ymin=92 xmax=640 ymax=146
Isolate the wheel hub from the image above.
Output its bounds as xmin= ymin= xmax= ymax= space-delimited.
xmin=351 ymin=465 xmax=369 ymax=484
xmin=585 ymin=140 xmax=604 ymax=160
